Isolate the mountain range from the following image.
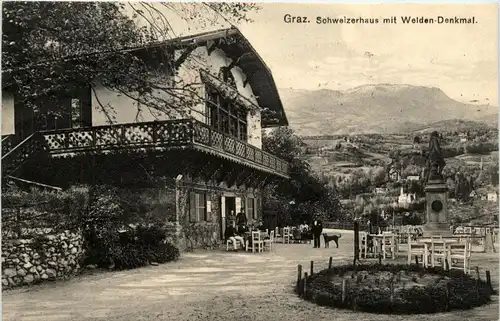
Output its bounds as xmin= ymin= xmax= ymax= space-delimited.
xmin=278 ymin=84 xmax=498 ymax=136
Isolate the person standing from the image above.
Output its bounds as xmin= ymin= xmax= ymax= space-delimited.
xmin=235 ymin=209 xmax=247 ymax=228
xmin=312 ymin=218 xmax=323 ymax=248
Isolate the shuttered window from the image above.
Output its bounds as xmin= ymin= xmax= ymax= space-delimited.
xmin=189 ymin=191 xmax=208 ymax=222
xmin=247 ymin=197 xmax=256 ymax=220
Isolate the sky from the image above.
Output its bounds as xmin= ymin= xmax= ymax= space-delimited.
xmin=135 ymin=3 xmax=498 ymax=107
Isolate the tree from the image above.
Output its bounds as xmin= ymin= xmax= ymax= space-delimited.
xmin=262 ymin=127 xmax=346 ymax=225
xmin=2 ymin=2 xmax=259 ymax=121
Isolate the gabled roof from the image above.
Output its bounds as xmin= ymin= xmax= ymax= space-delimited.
xmin=3 ymin=27 xmax=288 ymax=127
xmin=163 ymin=27 xmax=288 ymax=127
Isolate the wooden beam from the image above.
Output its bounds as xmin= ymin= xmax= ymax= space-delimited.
xmin=209 ymin=164 xmax=224 ymax=183
xmin=206 ymin=40 xmax=218 ymax=55
xmin=235 ymin=167 xmax=252 ymax=188
xmin=243 ymin=70 xmax=258 ymax=87
xmin=259 ymin=174 xmax=273 ymax=188
xmin=237 ymin=170 xmax=257 ymax=189
xmin=227 ymin=52 xmax=252 ymax=71
xmin=247 ymin=171 xmax=263 ymax=189
xmin=174 ymin=45 xmax=196 ymax=69
xmin=225 ymin=167 xmax=240 ymax=188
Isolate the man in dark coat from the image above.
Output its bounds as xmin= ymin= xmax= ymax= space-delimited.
xmin=311 ymin=218 xmax=323 ymax=248
xmin=235 ymin=209 xmax=247 ymax=227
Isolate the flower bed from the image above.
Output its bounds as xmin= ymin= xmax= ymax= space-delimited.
xmin=298 ymin=263 xmax=494 ymax=314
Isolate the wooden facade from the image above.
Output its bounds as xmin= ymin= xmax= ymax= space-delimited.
xmin=1 ymin=27 xmax=289 ymax=249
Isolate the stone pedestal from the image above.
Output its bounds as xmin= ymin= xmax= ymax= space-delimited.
xmin=423 ymin=178 xmax=453 ymax=237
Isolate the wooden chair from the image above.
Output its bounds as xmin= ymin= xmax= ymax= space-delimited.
xmin=264 ymin=230 xmax=275 ymax=252
xmin=429 ymin=235 xmax=445 ymax=267
xmin=283 ymin=227 xmax=291 ymax=244
xmin=275 ymin=227 xmax=281 ymax=241
xmin=226 ymin=238 xmax=244 ymax=251
xmin=407 ymin=234 xmax=425 ymax=265
xmin=449 ymin=238 xmax=472 ymax=274
xmin=359 ymin=231 xmax=369 ymax=258
xmin=250 ymin=231 xmax=264 ymax=253
xmin=382 ymin=231 xmax=396 ymax=259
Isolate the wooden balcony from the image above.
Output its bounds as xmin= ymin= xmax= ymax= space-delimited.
xmin=39 ymin=119 xmax=289 ymax=178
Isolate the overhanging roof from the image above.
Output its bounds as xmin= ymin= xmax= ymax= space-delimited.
xmin=163 ymin=27 xmax=288 ymax=127
xmin=2 ymin=27 xmax=288 ymax=127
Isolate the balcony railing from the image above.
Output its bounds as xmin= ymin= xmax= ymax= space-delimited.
xmin=2 ymin=133 xmax=47 ymax=177
xmin=40 ymin=119 xmax=289 ymax=177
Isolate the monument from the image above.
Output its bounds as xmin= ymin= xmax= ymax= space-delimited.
xmin=423 ymin=131 xmax=452 ymax=237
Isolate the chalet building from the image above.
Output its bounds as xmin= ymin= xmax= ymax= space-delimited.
xmin=1 ymin=27 xmax=290 ymax=250
xmin=398 ymin=187 xmax=416 ymax=206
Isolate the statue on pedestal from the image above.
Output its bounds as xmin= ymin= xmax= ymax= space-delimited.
xmin=425 ymin=131 xmax=446 ymax=182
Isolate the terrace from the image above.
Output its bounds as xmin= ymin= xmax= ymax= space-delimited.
xmin=2 ymin=118 xmax=289 ymax=179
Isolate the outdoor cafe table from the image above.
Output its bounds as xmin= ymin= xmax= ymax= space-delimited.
xmin=417 ymin=238 xmax=458 ymax=268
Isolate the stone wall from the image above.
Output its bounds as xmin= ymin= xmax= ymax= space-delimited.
xmin=2 ymin=230 xmax=85 ymax=289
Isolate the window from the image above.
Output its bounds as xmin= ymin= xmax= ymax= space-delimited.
xmin=247 ymin=197 xmax=257 ymax=220
xmin=71 ymin=98 xmax=82 ymax=128
xmin=189 ymin=191 xmax=208 ymax=222
xmin=205 ymin=85 xmax=248 ymax=141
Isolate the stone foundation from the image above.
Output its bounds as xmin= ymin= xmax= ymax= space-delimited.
xmin=2 ymin=230 xmax=85 ymax=289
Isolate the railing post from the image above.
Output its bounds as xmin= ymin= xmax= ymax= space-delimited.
xmin=191 ymin=120 xmax=196 ymax=143
xmin=208 ymin=126 xmax=212 ymax=146
xmin=91 ymin=128 xmax=96 ymax=148
xmin=120 ymin=125 xmax=126 ymax=145
xmin=64 ymin=132 xmax=70 ymax=149
xmin=152 ymin=122 xmax=157 ymax=143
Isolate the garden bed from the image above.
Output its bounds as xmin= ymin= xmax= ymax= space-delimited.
xmin=298 ymin=263 xmax=494 ymax=314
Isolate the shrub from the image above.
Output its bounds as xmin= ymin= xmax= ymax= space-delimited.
xmin=300 ymin=263 xmax=493 ymax=314
xmin=84 ymin=225 xmax=179 ymax=270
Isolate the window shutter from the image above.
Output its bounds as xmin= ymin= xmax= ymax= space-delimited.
xmin=189 ymin=191 xmax=196 ymax=222
xmin=253 ymin=198 xmax=258 ymax=219
xmin=235 ymin=197 xmax=241 ymax=214
xmin=207 ymin=194 xmax=212 ymax=222
xmin=203 ymin=193 xmax=209 ymax=221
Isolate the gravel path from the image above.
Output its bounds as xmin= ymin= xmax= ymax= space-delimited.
xmin=3 ymin=230 xmax=499 ymax=321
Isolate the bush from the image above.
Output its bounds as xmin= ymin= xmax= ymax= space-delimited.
xmin=84 ymin=225 xmax=180 ymax=270
xmin=3 ymin=184 xmax=181 ymax=270
xmin=299 ymin=263 xmax=493 ymax=314
xmin=465 ymin=142 xmax=498 ymax=155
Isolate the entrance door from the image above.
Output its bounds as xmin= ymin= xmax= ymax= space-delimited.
xmin=220 ymin=196 xmax=236 ymax=240
xmin=225 ymin=196 xmax=236 ymax=219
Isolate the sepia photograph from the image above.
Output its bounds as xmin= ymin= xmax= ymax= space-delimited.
xmin=1 ymin=2 xmax=498 ymax=321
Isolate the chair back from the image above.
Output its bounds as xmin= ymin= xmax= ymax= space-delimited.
xmin=270 ymin=230 xmax=275 ymax=241
xmin=450 ymin=242 xmax=466 ymax=253
xmin=252 ymin=231 xmax=261 ymax=242
xmin=408 ymin=234 xmax=424 ymax=249
xmin=283 ymin=227 xmax=290 ymax=237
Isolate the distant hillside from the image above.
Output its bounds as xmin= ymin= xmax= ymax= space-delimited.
xmin=280 ymin=84 xmax=498 ymax=136
xmin=412 ymin=119 xmax=497 ymax=134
